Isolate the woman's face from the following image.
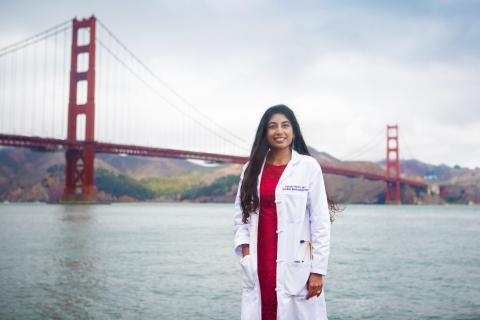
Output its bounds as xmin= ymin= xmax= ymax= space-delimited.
xmin=266 ymin=113 xmax=295 ymax=150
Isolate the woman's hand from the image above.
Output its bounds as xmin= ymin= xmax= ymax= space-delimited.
xmin=242 ymin=244 xmax=250 ymax=257
xmin=305 ymin=273 xmax=323 ymax=299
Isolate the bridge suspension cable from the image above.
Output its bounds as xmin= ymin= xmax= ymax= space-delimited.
xmin=0 ymin=20 xmax=71 ymax=139
xmin=95 ymin=19 xmax=250 ymax=154
xmin=399 ymin=130 xmax=415 ymax=161
xmin=341 ymin=127 xmax=384 ymax=161
xmin=0 ymin=20 xmax=71 ymax=57
xmin=96 ymin=39 xmax=243 ymax=149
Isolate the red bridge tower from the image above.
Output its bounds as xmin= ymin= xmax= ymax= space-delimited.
xmin=61 ymin=16 xmax=97 ymax=203
xmin=385 ymin=124 xmax=401 ymax=204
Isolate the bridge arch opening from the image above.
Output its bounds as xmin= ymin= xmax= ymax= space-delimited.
xmin=77 ymin=27 xmax=90 ymax=46
xmin=77 ymin=53 xmax=89 ymax=72
xmin=76 ymin=80 xmax=87 ymax=105
xmin=388 ymin=139 xmax=397 ymax=149
xmin=76 ymin=114 xmax=86 ymax=141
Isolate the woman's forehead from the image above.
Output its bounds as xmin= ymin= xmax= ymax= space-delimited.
xmin=268 ymin=113 xmax=290 ymax=123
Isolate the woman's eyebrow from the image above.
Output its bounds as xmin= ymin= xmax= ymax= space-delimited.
xmin=268 ymin=120 xmax=291 ymax=125
xmin=267 ymin=120 xmax=290 ymax=126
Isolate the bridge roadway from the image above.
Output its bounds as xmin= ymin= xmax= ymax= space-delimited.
xmin=0 ymin=134 xmax=428 ymax=189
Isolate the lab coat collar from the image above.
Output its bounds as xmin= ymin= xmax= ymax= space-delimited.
xmin=290 ymin=149 xmax=301 ymax=165
xmin=264 ymin=148 xmax=301 ymax=167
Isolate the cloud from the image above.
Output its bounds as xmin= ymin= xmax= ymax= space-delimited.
xmin=0 ymin=0 xmax=479 ymax=167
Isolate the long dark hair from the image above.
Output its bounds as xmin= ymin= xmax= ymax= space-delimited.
xmin=240 ymin=104 xmax=339 ymax=224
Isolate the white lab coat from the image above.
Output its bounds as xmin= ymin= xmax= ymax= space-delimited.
xmin=233 ymin=149 xmax=331 ymax=320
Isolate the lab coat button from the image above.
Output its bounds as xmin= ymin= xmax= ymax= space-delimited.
xmin=275 ymin=287 xmax=282 ymax=292
xmin=276 ymin=229 xmax=284 ymax=234
xmin=276 ymin=259 xmax=284 ymax=263
xmin=275 ymin=200 xmax=282 ymax=204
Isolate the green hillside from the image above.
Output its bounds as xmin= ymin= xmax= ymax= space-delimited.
xmin=95 ymin=168 xmax=156 ymax=200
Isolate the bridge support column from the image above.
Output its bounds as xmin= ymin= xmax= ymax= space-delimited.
xmin=61 ymin=16 xmax=97 ymax=203
xmin=385 ymin=124 xmax=401 ymax=204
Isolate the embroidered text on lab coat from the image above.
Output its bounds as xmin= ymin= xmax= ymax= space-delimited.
xmin=282 ymin=185 xmax=309 ymax=192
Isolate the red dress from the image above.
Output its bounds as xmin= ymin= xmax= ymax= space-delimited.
xmin=258 ymin=162 xmax=287 ymax=320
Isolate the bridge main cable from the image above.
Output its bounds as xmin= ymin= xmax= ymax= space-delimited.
xmin=95 ymin=19 xmax=250 ymax=152
xmin=0 ymin=20 xmax=71 ymax=57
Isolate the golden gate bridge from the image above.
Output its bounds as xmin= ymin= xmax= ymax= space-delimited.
xmin=0 ymin=16 xmax=428 ymax=204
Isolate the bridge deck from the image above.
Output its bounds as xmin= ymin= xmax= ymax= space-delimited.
xmin=0 ymin=134 xmax=428 ymax=189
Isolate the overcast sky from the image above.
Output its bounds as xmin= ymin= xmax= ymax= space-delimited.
xmin=1 ymin=0 xmax=479 ymax=168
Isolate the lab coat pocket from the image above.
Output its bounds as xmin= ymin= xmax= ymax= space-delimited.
xmin=283 ymin=192 xmax=308 ymax=223
xmin=240 ymin=254 xmax=257 ymax=290
xmin=283 ymin=260 xmax=311 ymax=295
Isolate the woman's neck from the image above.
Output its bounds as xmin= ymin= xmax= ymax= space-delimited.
xmin=267 ymin=147 xmax=292 ymax=165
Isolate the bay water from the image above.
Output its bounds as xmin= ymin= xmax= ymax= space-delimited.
xmin=0 ymin=203 xmax=479 ymax=319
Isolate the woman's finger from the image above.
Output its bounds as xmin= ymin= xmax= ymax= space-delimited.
xmin=306 ymin=285 xmax=322 ymax=299
xmin=306 ymin=286 xmax=317 ymax=299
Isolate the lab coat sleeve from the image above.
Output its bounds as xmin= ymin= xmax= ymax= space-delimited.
xmin=308 ymin=160 xmax=331 ymax=276
xmin=233 ymin=163 xmax=250 ymax=257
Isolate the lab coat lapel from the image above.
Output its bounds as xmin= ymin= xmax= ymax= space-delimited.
xmin=276 ymin=149 xmax=300 ymax=188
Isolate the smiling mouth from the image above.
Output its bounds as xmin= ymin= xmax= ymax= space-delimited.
xmin=274 ymin=137 xmax=287 ymax=143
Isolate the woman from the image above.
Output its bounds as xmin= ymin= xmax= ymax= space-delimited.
xmin=233 ymin=105 xmax=335 ymax=320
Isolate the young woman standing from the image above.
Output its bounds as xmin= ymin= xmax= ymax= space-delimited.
xmin=233 ymin=105 xmax=335 ymax=320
